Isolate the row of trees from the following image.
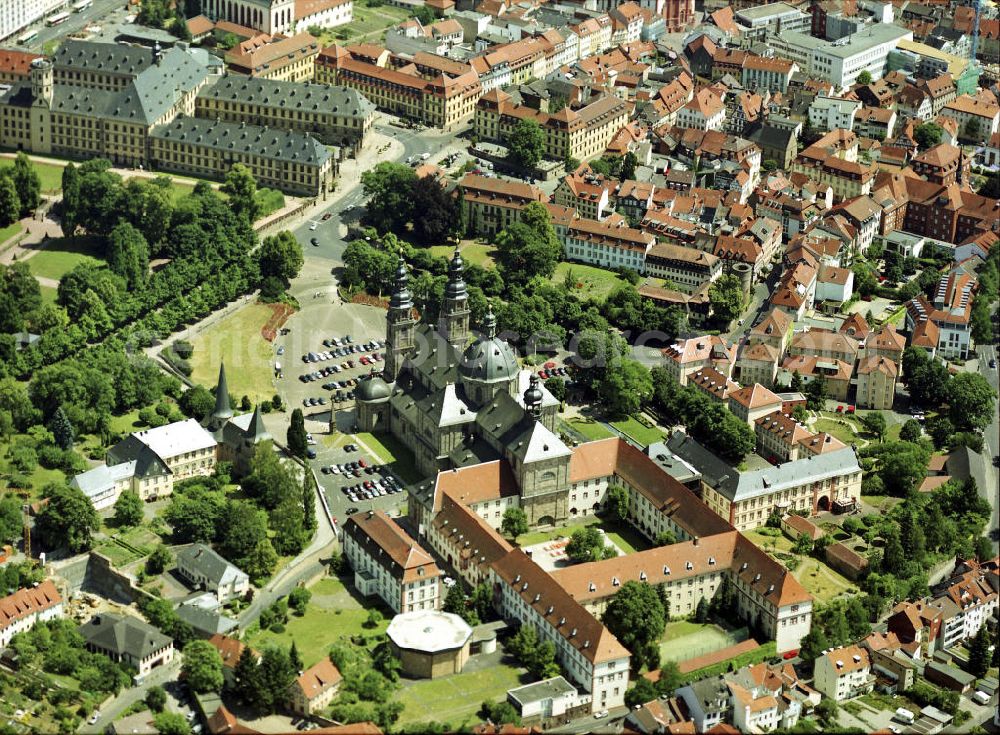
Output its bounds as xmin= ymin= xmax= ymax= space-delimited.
xmin=902 ymin=347 xmax=996 ymax=433
xmin=651 ymin=367 xmax=756 ymax=463
xmin=0 ymin=152 xmax=42 ymax=227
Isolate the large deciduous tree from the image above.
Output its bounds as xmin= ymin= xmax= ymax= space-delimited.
xmin=946 ymin=372 xmax=996 ymax=432
xmin=602 ymin=581 xmax=666 ymax=671
xmin=411 ymin=175 xmax=461 ymax=245
xmin=182 ymin=640 xmax=225 ymax=693
xmin=107 ymin=221 xmax=150 ymax=290
xmin=36 ymin=482 xmax=100 ymax=553
xmin=708 ymin=274 xmax=744 ymax=325
xmin=221 ymin=163 xmax=261 ymax=224
xmin=11 ymin=152 xmax=41 ymax=217
xmin=495 ymin=202 xmax=562 ymax=287
xmin=361 ymin=162 xmax=417 ymax=234
xmin=258 ymin=231 xmax=304 ymax=287
xmin=505 ymin=119 xmax=545 ymax=169
xmin=500 ymin=507 xmax=529 ymax=538
xmin=113 ymin=490 xmax=144 ymax=528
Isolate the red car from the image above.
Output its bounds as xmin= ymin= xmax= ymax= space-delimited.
xmin=835 ymin=405 xmax=844 ymax=413
xmin=846 ymin=405 xmax=856 ymax=414
xmin=538 ymin=370 xmax=548 ymax=379
xmin=358 ymin=458 xmax=368 ymax=468
xmin=782 ymin=650 xmax=799 ymax=660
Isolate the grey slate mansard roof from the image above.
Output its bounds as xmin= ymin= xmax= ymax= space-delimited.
xmin=52 ymin=39 xmax=158 ymax=76
xmin=199 ymin=75 xmax=375 ymax=118
xmin=150 ymin=116 xmax=330 ymax=167
xmin=666 ymin=431 xmax=861 ymax=502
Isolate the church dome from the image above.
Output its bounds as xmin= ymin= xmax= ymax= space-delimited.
xmin=459 ymin=337 xmax=519 ymax=383
xmin=356 ymin=375 xmax=391 ymax=402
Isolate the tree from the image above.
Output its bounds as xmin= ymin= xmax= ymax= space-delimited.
xmin=36 ymin=483 xmax=100 ymax=553
xmin=221 ymin=164 xmax=261 ymax=223
xmin=0 ymin=495 xmax=22 ymax=545
xmin=11 ymin=152 xmax=41 ymax=217
xmin=861 ymin=412 xmax=887 ymax=442
xmin=372 ymin=639 xmax=402 ymax=682
xmin=805 ymin=373 xmax=828 ymax=410
xmin=287 ymin=408 xmax=308 ymax=459
xmin=506 ymin=624 xmax=560 ymax=679
xmin=506 ymin=119 xmax=545 ymax=169
xmin=621 ymin=151 xmax=638 ymax=181
xmin=258 ymin=231 xmax=303 ymax=288
xmin=694 ymin=597 xmax=710 ymax=623
xmin=913 ymin=122 xmax=943 ymax=151
xmin=233 ymin=647 xmax=263 ymax=705
xmin=179 ymin=385 xmax=215 ymax=420
xmin=603 ymin=582 xmax=667 ymax=671
xmin=967 ymin=624 xmax=992 ymax=677
xmin=182 ymin=640 xmax=224 ymax=693
xmin=708 ymin=274 xmax=744 ymax=325
xmin=479 ymin=700 xmax=521 ymax=725
xmin=798 ymin=627 xmax=829 ymax=663
xmin=815 ymin=698 xmax=838 ymax=727
xmin=61 ymin=163 xmax=80 ymax=236
xmin=153 ymin=712 xmax=191 ymax=735
xmin=856 ymin=70 xmax=873 ymax=85
xmin=361 ymin=162 xmax=417 ymax=234
xmin=146 ymin=544 xmax=172 ymax=575
xmin=625 ymin=677 xmax=659 ymax=708
xmin=113 ymin=490 xmax=144 ymax=528
xmin=597 ymin=358 xmax=653 ymax=420
xmin=501 ymin=507 xmax=529 ymax=538
xmin=794 ymin=532 xmax=814 ymax=555
xmin=566 ymin=527 xmax=615 ymax=563
xmin=256 ymin=647 xmax=296 ymax=714
xmin=946 ymin=372 xmax=996 ymax=432
xmin=288 ymin=586 xmax=311 ymax=616
xmin=606 ymin=484 xmax=629 ymax=521
xmin=495 ymin=203 xmax=562 ymax=288
xmin=106 ymin=222 xmax=150 ymax=290
xmin=655 ymin=530 xmax=676 ymax=546
xmin=411 ymin=175 xmax=462 ymax=245
xmin=0 ymin=172 xmax=21 ymax=226
xmin=218 ymin=500 xmax=270 ymax=568
xmin=899 ymin=419 xmax=922 ymax=443
xmin=145 ymin=685 xmax=167 ymax=713
xmin=289 ymin=641 xmax=303 ymax=672
xmin=48 ymin=406 xmax=75 ymax=450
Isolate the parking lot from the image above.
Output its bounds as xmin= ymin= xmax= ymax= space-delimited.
xmin=273 ymin=299 xmax=409 ymax=525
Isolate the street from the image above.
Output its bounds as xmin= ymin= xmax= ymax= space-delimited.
xmin=975 ymin=341 xmax=999 ymax=553
xmin=17 ymin=0 xmax=126 ymax=52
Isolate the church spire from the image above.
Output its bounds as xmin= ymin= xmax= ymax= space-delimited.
xmin=482 ymin=303 xmax=497 ymax=339
xmin=440 ymin=248 xmax=470 ymax=349
xmin=389 ymin=257 xmax=413 ymax=311
xmin=245 ymin=403 xmax=270 ymax=442
xmin=524 ymin=372 xmax=543 ymax=419
xmin=212 ymin=363 xmax=233 ymax=421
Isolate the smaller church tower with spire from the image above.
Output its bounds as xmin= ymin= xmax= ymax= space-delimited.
xmin=439 ymin=249 xmax=471 ymax=350
xmin=384 ymin=257 xmax=416 ymax=383
xmin=204 ymin=363 xmax=234 ymax=433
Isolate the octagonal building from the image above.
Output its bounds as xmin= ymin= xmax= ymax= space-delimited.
xmin=386 ymin=610 xmax=472 ymax=679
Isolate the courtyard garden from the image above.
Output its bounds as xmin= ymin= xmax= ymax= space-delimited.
xmin=658 ymin=620 xmax=749 ymax=665
xmin=552 ymin=262 xmax=629 ymax=300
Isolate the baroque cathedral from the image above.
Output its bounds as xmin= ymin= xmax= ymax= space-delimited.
xmin=354 ymin=251 xmax=575 ymax=525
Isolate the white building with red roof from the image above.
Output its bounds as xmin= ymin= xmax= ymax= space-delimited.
xmin=0 ymin=580 xmax=63 ymax=647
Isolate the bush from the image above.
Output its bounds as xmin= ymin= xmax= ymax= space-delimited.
xmin=172 ymin=341 xmax=193 ymax=359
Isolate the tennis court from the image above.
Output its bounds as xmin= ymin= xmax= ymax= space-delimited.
xmin=659 ymin=621 xmax=749 ymax=664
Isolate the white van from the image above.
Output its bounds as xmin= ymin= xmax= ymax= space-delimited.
xmin=972 ymin=690 xmax=991 ymax=705
xmin=894 ymin=707 xmax=914 ymax=724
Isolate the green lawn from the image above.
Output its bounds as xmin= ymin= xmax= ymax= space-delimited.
xmin=33 ymin=161 xmax=65 ymax=193
xmin=515 ymin=514 xmax=649 ymax=553
xmin=659 ymin=622 xmax=747 ymax=664
xmin=813 ymin=417 xmax=860 ymax=445
xmin=609 ymin=416 xmax=665 ymax=447
xmin=430 ymin=242 xmax=496 ymax=268
xmin=0 ymin=433 xmax=69 ymax=501
xmin=255 ymin=187 xmax=286 ymax=218
xmin=743 ymin=529 xmax=858 ymax=603
xmin=326 ymin=2 xmax=410 ymax=41
xmin=561 ymin=417 xmax=615 ymax=441
xmin=553 ymin=262 xmax=628 ymax=300
xmin=0 ymin=221 xmax=23 ymax=244
xmin=249 ymin=577 xmax=390 ymax=668
xmin=189 ymin=303 xmax=277 ymax=403
xmin=39 ymin=285 xmax=57 ymax=305
xmin=26 ymin=237 xmax=104 ymax=282
xmin=395 ymin=662 xmax=527 ymax=727
xmin=354 ymin=431 xmax=423 ymax=484
xmin=793 ymin=557 xmax=858 ymax=603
